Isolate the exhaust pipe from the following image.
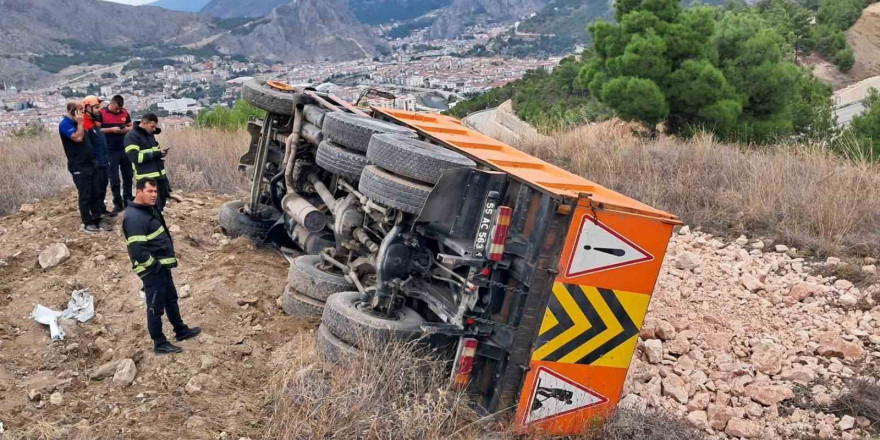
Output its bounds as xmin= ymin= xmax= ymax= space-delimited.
xmin=281 ymin=193 xmax=326 ymax=233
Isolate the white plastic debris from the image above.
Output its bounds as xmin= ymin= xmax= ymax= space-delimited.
xmin=31 ymin=289 xmax=95 ymax=340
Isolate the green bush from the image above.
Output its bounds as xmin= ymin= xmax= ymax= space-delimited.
xmin=847 ymin=88 xmax=880 ymax=158
xmin=835 ymin=47 xmax=856 ymax=72
xmin=195 ymin=100 xmax=265 ymax=130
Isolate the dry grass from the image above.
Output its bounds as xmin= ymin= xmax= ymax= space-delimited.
xmin=520 ymin=120 xmax=880 ymax=257
xmin=0 ymin=128 xmax=249 ymax=215
xmin=262 ymin=335 xmax=488 ymax=440
xmin=829 ymin=372 xmax=880 ymax=433
xmin=262 ymin=333 xmax=710 ymax=440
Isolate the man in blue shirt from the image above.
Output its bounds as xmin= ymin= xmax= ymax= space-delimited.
xmin=59 ymin=102 xmax=104 ymax=233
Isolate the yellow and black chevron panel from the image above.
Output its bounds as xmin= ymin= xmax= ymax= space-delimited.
xmin=532 ymin=283 xmax=650 ymax=369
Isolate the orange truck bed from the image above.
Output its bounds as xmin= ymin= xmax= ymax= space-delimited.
xmin=375 ymin=107 xmax=680 ymax=434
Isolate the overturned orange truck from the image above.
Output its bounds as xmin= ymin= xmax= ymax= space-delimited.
xmin=224 ymin=80 xmax=681 ymax=434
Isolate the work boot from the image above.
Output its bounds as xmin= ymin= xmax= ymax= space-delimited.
xmin=154 ymin=341 xmax=183 ymax=355
xmin=175 ymin=326 xmax=202 ymax=342
xmin=98 ymin=219 xmax=114 ymax=231
xmin=111 ymin=204 xmax=125 ymax=215
xmin=103 ymin=209 xmax=119 ymax=218
xmin=82 ymin=224 xmax=100 ymax=234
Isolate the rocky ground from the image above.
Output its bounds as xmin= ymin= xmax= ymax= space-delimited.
xmin=0 ymin=192 xmax=878 ymax=439
xmin=624 ymin=226 xmax=879 ymax=440
xmin=0 ymin=190 xmax=302 ymax=440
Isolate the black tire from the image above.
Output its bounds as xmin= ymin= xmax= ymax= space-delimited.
xmin=218 ymin=200 xmax=278 ymax=241
xmin=358 ymin=165 xmax=432 ymax=215
xmin=281 ymin=283 xmax=325 ymax=318
xmin=315 ymin=141 xmax=370 ymax=182
xmin=367 ymin=134 xmax=476 ymax=184
xmin=322 ymin=112 xmax=416 ymax=152
xmin=241 ymin=79 xmax=295 ymax=115
xmin=316 ymin=323 xmax=362 ymax=364
xmin=288 ymin=255 xmax=353 ymax=302
xmin=322 ymin=291 xmax=425 ymax=348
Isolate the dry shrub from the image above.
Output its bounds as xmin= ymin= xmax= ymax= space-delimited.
xmin=0 ymin=128 xmax=249 ymax=215
xmin=520 ymin=120 xmax=880 ymax=257
xmin=829 ymin=374 xmax=880 ymax=432
xmin=600 ymin=408 xmax=707 ymax=440
xmin=263 ymin=334 xmax=486 ymax=440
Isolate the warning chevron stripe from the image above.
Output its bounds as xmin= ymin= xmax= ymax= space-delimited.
xmin=533 ymin=283 xmax=647 ymax=367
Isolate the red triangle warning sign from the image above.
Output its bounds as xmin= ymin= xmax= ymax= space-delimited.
xmin=566 ymin=215 xmax=653 ymax=277
xmin=525 ymin=367 xmax=609 ymax=426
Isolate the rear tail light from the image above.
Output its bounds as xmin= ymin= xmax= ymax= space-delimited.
xmin=452 ymin=338 xmax=479 ymax=391
xmin=488 ymin=206 xmax=512 ymax=261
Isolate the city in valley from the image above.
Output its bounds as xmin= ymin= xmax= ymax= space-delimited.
xmin=0 ymin=26 xmax=562 ymax=137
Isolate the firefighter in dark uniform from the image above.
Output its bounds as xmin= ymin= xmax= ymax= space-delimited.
xmin=123 ymin=178 xmax=200 ymax=354
xmin=124 ymin=113 xmax=172 ymax=211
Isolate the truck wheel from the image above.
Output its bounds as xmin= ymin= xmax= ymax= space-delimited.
xmin=281 ymin=282 xmax=325 ymax=318
xmin=316 ymin=323 xmax=362 ymax=364
xmin=367 ymin=134 xmax=476 ymax=184
xmin=315 ymin=141 xmax=370 ymax=183
xmin=322 ymin=112 xmax=415 ymax=152
xmin=358 ymin=165 xmax=432 ymax=215
xmin=218 ymin=200 xmax=278 ymax=241
xmin=288 ymin=255 xmax=353 ymax=302
xmin=241 ymin=79 xmax=294 ymax=115
xmin=322 ymin=291 xmax=425 ymax=348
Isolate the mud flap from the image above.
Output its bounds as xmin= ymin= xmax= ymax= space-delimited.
xmin=416 ymin=168 xmax=507 ymax=240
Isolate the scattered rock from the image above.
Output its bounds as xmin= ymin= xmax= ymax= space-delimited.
xmin=38 ymin=243 xmax=70 ymax=269
xmin=788 ymin=283 xmax=817 ymax=303
xmin=19 ymin=203 xmax=35 ymax=214
xmin=839 ymin=293 xmax=859 ymax=308
xmin=774 ymin=244 xmax=788 ymax=253
xmin=750 ymin=340 xmax=784 ymax=375
xmin=862 ymin=264 xmax=877 ymax=274
xmin=838 ymin=415 xmax=855 ymax=431
xmin=179 ymin=284 xmax=192 ymax=298
xmin=185 ymin=373 xmax=221 ymax=395
xmin=618 ymin=394 xmax=646 ymax=412
xmin=779 ymin=367 xmax=816 ymax=382
xmin=741 ymin=274 xmax=764 ymax=292
xmin=675 ymin=252 xmax=701 ymax=270
xmin=89 ymin=360 xmax=122 ymax=380
xmin=678 ymin=225 xmax=691 ymax=235
xmin=826 ymin=257 xmax=841 ymax=266
xmin=200 ymin=355 xmax=219 ymax=371
xmin=49 ymin=392 xmax=63 ymax=405
xmin=834 ymin=279 xmax=854 ymax=291
xmin=95 ymin=337 xmax=113 ymax=353
xmin=817 ymin=332 xmax=864 ymax=360
xmin=661 ymin=373 xmax=688 ymax=404
xmin=751 ymin=240 xmax=765 ymax=250
xmin=726 ymin=418 xmax=763 ymax=438
xmin=643 ymin=339 xmax=663 ymax=364
xmin=687 ymin=410 xmax=708 ymax=428
xmin=743 ymin=384 xmax=794 ymax=406
xmin=112 ymin=359 xmax=137 ymax=387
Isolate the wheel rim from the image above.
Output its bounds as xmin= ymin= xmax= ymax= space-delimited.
xmin=354 ymin=299 xmax=403 ymax=321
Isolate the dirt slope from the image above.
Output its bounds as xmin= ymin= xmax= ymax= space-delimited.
xmin=0 ymin=190 xmax=301 ymax=440
xmin=810 ymin=3 xmax=880 ymax=89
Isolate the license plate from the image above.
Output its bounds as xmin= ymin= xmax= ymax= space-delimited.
xmin=472 ymin=194 xmax=499 ymax=259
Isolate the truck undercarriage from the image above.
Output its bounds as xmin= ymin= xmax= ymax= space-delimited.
xmin=220 ymin=79 xmax=680 ymax=434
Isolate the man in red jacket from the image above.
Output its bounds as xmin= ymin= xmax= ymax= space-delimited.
xmin=98 ymin=95 xmax=134 ymax=213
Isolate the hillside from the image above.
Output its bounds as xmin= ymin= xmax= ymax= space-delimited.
xmin=148 ymin=0 xmax=212 ymax=12
xmin=213 ymin=0 xmax=385 ymax=62
xmin=0 ymin=125 xmax=878 ymax=439
xmin=811 ymin=2 xmax=880 ymax=89
xmin=200 ymin=0 xmax=290 ymax=19
xmin=428 ymin=0 xmax=552 ymax=39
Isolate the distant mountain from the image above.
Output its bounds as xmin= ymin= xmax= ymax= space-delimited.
xmin=346 ymin=0 xmax=451 ymax=24
xmin=213 ymin=0 xmax=385 ymax=62
xmin=147 ymin=0 xmax=212 ymax=12
xmin=428 ymin=0 xmax=553 ymax=39
xmin=200 ymin=0 xmax=290 ymax=19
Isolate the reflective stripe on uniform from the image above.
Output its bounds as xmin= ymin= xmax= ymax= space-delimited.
xmin=133 ymin=256 xmax=156 ymax=274
xmin=125 ymin=145 xmax=140 ymax=153
xmin=126 ymin=226 xmax=166 ymax=244
xmin=137 ymin=147 xmax=161 ymax=164
xmin=133 ymin=168 xmax=167 ymax=180
xmin=159 ymin=257 xmax=177 ymax=266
